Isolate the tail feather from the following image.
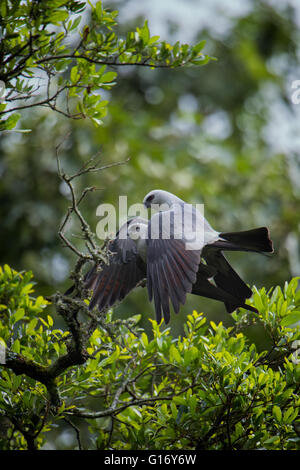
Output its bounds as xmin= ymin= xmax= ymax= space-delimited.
xmin=204 ymin=250 xmax=254 ymax=309
xmin=218 ymin=227 xmax=273 ymax=253
xmin=192 ymin=262 xmax=258 ymax=314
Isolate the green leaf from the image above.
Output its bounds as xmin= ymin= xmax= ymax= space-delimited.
xmin=90 ymin=117 xmax=103 ymax=127
xmin=12 ymin=308 xmax=25 ymax=323
xmin=281 ymin=311 xmax=300 ymax=327
xmin=139 ymin=20 xmax=150 ymax=45
xmin=272 ymin=405 xmax=282 ymax=423
xmin=283 ymin=407 xmax=298 ymax=424
xmin=140 ymin=332 xmax=148 ymax=348
xmin=70 ymin=15 xmax=82 ymax=31
xmin=49 ymin=10 xmax=69 ymax=24
xmin=192 ymin=40 xmax=206 ymax=54
xmin=26 ymin=318 xmax=38 ymax=335
xmin=21 ymin=283 xmax=34 ymax=295
xmin=11 ymin=339 xmax=20 ymax=354
xmin=70 ymin=66 xmax=79 ymax=83
xmin=170 ymin=344 xmax=182 ymax=363
xmin=4 ymin=264 xmax=13 ymax=278
xmin=95 ymin=1 xmax=103 ymax=20
xmin=183 ymin=346 xmax=198 ymax=365
xmin=101 ymin=71 xmax=117 ymax=83
xmin=264 ymin=435 xmax=280 ymax=445
xmin=170 ymin=401 xmax=178 ymax=420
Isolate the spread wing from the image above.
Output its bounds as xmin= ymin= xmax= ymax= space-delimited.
xmin=146 ymin=210 xmax=201 ymax=324
xmin=85 ymin=219 xmax=147 ymax=312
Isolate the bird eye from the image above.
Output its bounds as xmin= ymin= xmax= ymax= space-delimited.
xmin=146 ymin=194 xmax=154 ymax=203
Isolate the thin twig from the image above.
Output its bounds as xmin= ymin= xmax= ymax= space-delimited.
xmin=63 ymin=417 xmax=83 ymax=450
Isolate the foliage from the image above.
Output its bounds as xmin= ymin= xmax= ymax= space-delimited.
xmin=1 ymin=265 xmax=300 ymax=450
xmin=1 ymin=0 xmax=300 ymax=452
xmin=1 ymin=1 xmax=299 ymax=337
xmin=0 ymin=0 xmax=212 ymax=130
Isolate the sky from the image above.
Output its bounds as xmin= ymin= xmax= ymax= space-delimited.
xmin=117 ymin=0 xmax=253 ymax=42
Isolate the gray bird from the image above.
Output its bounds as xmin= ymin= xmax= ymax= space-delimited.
xmin=83 ymin=190 xmax=273 ymax=324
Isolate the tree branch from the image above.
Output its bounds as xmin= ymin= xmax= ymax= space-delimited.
xmin=2 ymin=135 xmax=130 ymax=414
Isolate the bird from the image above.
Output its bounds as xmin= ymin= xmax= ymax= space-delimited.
xmin=83 ymin=217 xmax=147 ymax=312
xmin=80 ymin=190 xmax=273 ymax=324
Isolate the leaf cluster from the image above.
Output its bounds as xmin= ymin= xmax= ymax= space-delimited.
xmin=0 ymin=0 xmax=212 ymax=130
xmin=0 ymin=265 xmax=300 ymax=449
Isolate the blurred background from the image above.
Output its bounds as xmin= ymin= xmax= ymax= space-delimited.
xmin=1 ymin=0 xmax=300 ymax=341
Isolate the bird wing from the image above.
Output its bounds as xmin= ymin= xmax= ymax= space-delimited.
xmin=85 ymin=219 xmax=147 ymax=312
xmin=146 ymin=210 xmax=201 ymax=324
xmin=201 ymin=245 xmax=254 ymax=312
xmin=191 ymin=261 xmax=258 ymax=313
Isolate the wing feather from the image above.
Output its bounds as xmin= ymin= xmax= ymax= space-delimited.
xmin=85 ymin=219 xmax=147 ymax=312
xmin=146 ymin=211 xmax=201 ymax=323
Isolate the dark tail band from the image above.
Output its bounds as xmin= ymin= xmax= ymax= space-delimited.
xmin=218 ymin=227 xmax=273 ymax=253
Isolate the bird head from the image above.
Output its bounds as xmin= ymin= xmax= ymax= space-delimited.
xmin=128 ymin=221 xmax=148 ymax=241
xmin=143 ymin=189 xmax=183 ymax=209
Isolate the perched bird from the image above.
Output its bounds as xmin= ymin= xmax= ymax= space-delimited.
xmin=84 ymin=217 xmax=147 ymax=312
xmin=81 ymin=190 xmax=273 ymax=324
